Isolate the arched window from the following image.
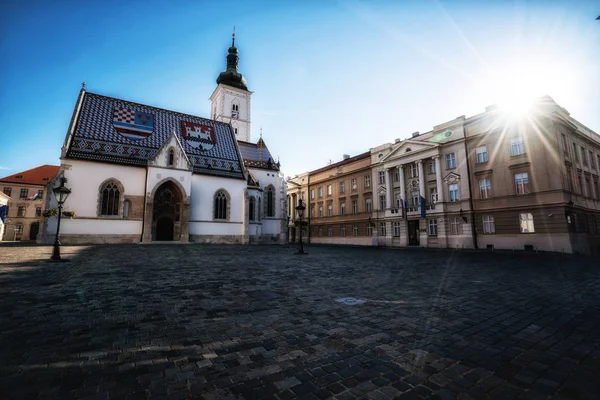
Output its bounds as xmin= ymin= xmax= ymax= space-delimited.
xmin=405 ymin=148 xmax=412 ymax=153
xmin=100 ymin=181 xmax=120 ymax=216
xmin=266 ymin=186 xmax=275 ymax=217
xmin=168 ymin=149 xmax=174 ymax=167
xmin=123 ymin=199 xmax=131 ymax=218
xmin=249 ymin=196 xmax=255 ymax=221
xmin=214 ymin=190 xmax=228 ymax=220
xmin=231 ymin=101 xmax=239 ymax=119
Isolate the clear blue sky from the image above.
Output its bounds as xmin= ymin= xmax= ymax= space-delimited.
xmin=1 ymin=0 xmax=598 ymax=177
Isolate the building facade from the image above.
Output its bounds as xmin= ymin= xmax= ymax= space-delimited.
xmin=0 ymin=192 xmax=9 ymax=240
xmin=41 ymin=35 xmax=287 ymax=245
xmin=286 ymin=172 xmax=309 ymax=243
xmin=0 ymin=165 xmax=60 ymax=241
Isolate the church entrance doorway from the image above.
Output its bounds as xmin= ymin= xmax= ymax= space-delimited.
xmin=408 ymin=220 xmax=420 ymax=246
xmin=29 ymin=222 xmax=39 ymax=241
xmin=152 ymin=181 xmax=183 ymax=241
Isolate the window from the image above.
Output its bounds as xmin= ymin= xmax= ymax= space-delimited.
xmin=20 ymin=188 xmax=28 ymax=198
xmin=590 ymin=151 xmax=595 ymax=169
xmin=353 ymin=224 xmax=358 ymax=236
xmin=340 ymin=181 xmax=345 ymax=194
xmin=17 ymin=206 xmax=26 ymax=217
xmin=428 ymin=219 xmax=438 ymax=236
xmin=409 ymin=164 xmax=418 ymax=178
xmin=351 ymin=178 xmax=357 ymax=190
xmin=411 ymin=192 xmax=419 ymax=208
xmin=327 ymin=204 xmax=332 ymax=216
xmin=340 ymin=225 xmax=346 ymax=237
xmin=340 ymin=202 xmax=346 ymax=215
xmin=3 ymin=187 xmax=11 ymax=196
xmin=566 ymin=168 xmax=574 ymax=192
xmin=311 ymin=189 xmax=315 ymax=199
xmin=510 ymin=138 xmax=525 ymax=156
xmin=234 ymin=127 xmax=238 ymax=135
xmin=479 ymin=178 xmax=492 ymax=199
xmin=123 ymin=199 xmax=130 ymax=218
xmin=366 ymin=224 xmax=373 ymax=236
xmin=577 ymin=173 xmax=584 ymax=195
xmin=318 ymin=227 xmax=323 ymax=237
xmin=449 ymin=184 xmax=459 ymax=202
xmin=378 ymin=171 xmax=386 ymax=184
xmin=214 ymin=190 xmax=228 ymax=220
xmin=310 ymin=206 xmax=315 ymax=218
xmin=35 ymin=207 xmax=41 ymax=217
xmin=515 ymin=173 xmax=529 ymax=194
xmin=428 ymin=162 xmax=436 ymax=174
xmin=168 ymin=149 xmax=174 ymax=166
xmin=100 ymin=182 xmax=120 ymax=216
xmin=586 ymin=178 xmax=592 ymax=198
xmin=37 ymin=190 xmax=44 ymax=199
xmin=352 ymin=200 xmax=358 ymax=214
xmin=573 ymin=143 xmax=579 ymax=161
xmin=266 ymin=186 xmax=275 ymax=217
xmin=231 ymin=102 xmax=239 ymax=118
xmin=476 ymin=145 xmax=488 ymax=163
xmin=519 ymin=213 xmax=535 ymax=233
xmin=328 ymin=226 xmax=333 ymax=237
xmin=15 ymin=224 xmax=23 ymax=235
xmin=450 ymin=217 xmax=460 ymax=235
xmin=249 ymin=197 xmax=255 ymax=221
xmin=595 ymin=180 xmax=600 ymax=199
xmin=393 ymin=221 xmax=401 ymax=236
xmin=483 ymin=215 xmax=495 ymax=234
xmin=364 ymin=175 xmax=371 ymax=187
xmin=446 ymin=153 xmax=456 ymax=169
xmin=318 ymin=187 xmax=323 ymax=197
xmin=318 ymin=206 xmax=323 ymax=217
xmin=365 ymin=198 xmax=372 ymax=212
xmin=581 ymin=147 xmax=587 ymax=165
xmin=396 ymin=195 xmax=401 ymax=209
xmin=394 ymin=170 xmax=399 ymax=182
xmin=430 ymin=188 xmax=438 ymax=204
xmin=379 ymin=195 xmax=386 ymax=210
xmin=380 ymin=222 xmax=386 ymax=236
xmin=562 ymin=135 xmax=567 ymax=151
xmin=327 ymin=185 xmax=332 ymax=196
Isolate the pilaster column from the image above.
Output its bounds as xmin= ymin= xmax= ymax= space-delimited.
xmin=434 ymin=156 xmax=444 ymax=203
xmin=417 ymin=160 xmax=426 ymax=201
xmin=385 ymin=168 xmax=392 ymax=209
xmin=398 ymin=165 xmax=405 ymax=205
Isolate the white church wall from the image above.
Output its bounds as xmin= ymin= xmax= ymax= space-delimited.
xmin=147 ymin=167 xmax=192 ymax=198
xmin=62 ymin=219 xmax=142 ymax=235
xmin=249 ymin=168 xmax=287 ymax=241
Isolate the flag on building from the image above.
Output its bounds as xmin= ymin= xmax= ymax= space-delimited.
xmin=113 ymin=107 xmax=154 ymax=140
xmin=420 ymin=196 xmax=427 ymax=219
xmin=0 ymin=205 xmax=6 ymax=223
xmin=26 ymin=192 xmax=39 ymax=201
xmin=401 ymin=198 xmax=406 ymax=219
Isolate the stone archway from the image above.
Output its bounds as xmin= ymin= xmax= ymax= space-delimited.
xmin=143 ymin=178 xmax=190 ymax=242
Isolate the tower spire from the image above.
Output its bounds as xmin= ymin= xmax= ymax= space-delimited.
xmin=216 ymin=31 xmax=248 ymax=90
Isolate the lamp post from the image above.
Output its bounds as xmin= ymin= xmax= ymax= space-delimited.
xmin=295 ymin=199 xmax=307 ymax=255
xmin=50 ymin=177 xmax=71 ymax=261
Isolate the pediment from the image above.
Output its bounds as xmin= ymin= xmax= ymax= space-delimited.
xmin=150 ymin=131 xmax=192 ymax=170
xmin=377 ymin=185 xmax=387 ymax=195
xmin=381 ymin=140 xmax=438 ymax=162
xmin=443 ymin=172 xmax=460 ymax=184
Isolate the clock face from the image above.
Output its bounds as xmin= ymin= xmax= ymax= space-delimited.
xmin=232 ymin=110 xmax=239 ymax=119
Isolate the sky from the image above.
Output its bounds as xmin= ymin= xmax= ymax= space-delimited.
xmin=0 ymin=0 xmax=599 ymax=178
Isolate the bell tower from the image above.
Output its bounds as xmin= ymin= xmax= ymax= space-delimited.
xmin=209 ymin=33 xmax=253 ymax=142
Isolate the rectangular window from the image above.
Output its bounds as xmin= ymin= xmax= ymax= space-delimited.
xmin=318 ymin=206 xmax=323 ymax=217
xmin=519 ymin=213 xmax=535 ymax=233
xmin=450 ymin=217 xmax=460 ymax=235
xmin=328 ymin=226 xmax=333 ymax=237
xmin=566 ymin=168 xmax=574 ymax=192
xmin=483 ymin=215 xmax=495 ymax=234
xmin=35 ymin=207 xmax=41 ymax=217
xmin=586 ymin=178 xmax=592 ymax=198
xmin=515 ymin=172 xmax=530 ymax=194
xmin=510 ymin=138 xmax=526 ymax=156
xmin=339 ymin=181 xmax=345 ymax=193
xmin=581 ymin=147 xmax=587 ymax=165
xmin=428 ymin=162 xmax=436 ymax=174
xmin=476 ymin=145 xmax=488 ymax=163
xmin=394 ymin=170 xmax=399 ymax=182
xmin=37 ymin=190 xmax=44 ymax=200
xmin=479 ymin=178 xmax=492 ymax=199
xmin=366 ymin=224 xmax=373 ymax=236
xmin=428 ymin=219 xmax=438 ymax=236
xmin=340 ymin=225 xmax=346 ymax=237
xmin=595 ymin=180 xmax=600 ymax=199
xmin=17 ymin=206 xmax=26 ymax=217
xmin=449 ymin=184 xmax=459 ymax=202
xmin=352 ymin=200 xmax=358 ymax=214
xmin=351 ymin=178 xmax=357 ymax=190
xmin=311 ymin=189 xmax=315 ymax=199
xmin=409 ymin=164 xmax=418 ymax=178
xmin=20 ymin=188 xmax=28 ymax=198
xmin=590 ymin=151 xmax=596 ymax=169
xmin=379 ymin=195 xmax=386 ymax=210
xmin=353 ymin=224 xmax=358 ymax=236
xmin=573 ymin=143 xmax=579 ymax=161
xmin=318 ymin=187 xmax=323 ymax=197
xmin=430 ymin=188 xmax=437 ymax=204
xmin=3 ymin=187 xmax=12 ymax=196
xmin=446 ymin=153 xmax=456 ymax=169
xmin=327 ymin=185 xmax=332 ymax=196
xmin=365 ymin=198 xmax=372 ymax=212
xmin=411 ymin=192 xmax=419 ymax=208
xmin=327 ymin=204 xmax=332 ymax=216
xmin=562 ymin=134 xmax=567 ymax=151
xmin=364 ymin=175 xmax=371 ymax=187
xmin=578 ymin=174 xmax=584 ymax=195
xmin=380 ymin=222 xmax=386 ymax=236
xmin=393 ymin=221 xmax=401 ymax=237
xmin=15 ymin=224 xmax=23 ymax=234
xmin=378 ymin=171 xmax=386 ymax=184
xmin=396 ymin=195 xmax=401 ymax=209
xmin=340 ymin=202 xmax=346 ymax=215
xmin=310 ymin=206 xmax=315 ymax=217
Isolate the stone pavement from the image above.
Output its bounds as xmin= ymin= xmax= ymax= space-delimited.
xmin=0 ymin=244 xmax=599 ymax=400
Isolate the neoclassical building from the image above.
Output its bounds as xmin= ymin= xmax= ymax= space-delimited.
xmin=42 ymin=35 xmax=287 ymax=244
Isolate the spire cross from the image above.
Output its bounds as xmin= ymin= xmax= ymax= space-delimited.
xmin=232 ymin=26 xmax=236 ymax=46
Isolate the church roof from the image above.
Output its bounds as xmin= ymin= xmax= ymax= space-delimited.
xmin=0 ymin=165 xmax=60 ymax=186
xmin=237 ymin=139 xmax=279 ymax=171
xmin=65 ymin=91 xmax=245 ymax=179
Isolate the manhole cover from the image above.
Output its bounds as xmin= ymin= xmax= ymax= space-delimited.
xmin=335 ymin=297 xmax=366 ymax=305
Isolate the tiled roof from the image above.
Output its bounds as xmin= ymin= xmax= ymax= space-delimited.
xmin=309 ymin=152 xmax=370 ymax=175
xmin=0 ymin=165 xmax=60 ymax=186
xmin=66 ymin=92 xmax=245 ymax=179
xmin=237 ymin=139 xmax=279 ymax=171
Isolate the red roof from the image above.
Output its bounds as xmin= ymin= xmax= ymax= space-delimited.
xmin=0 ymin=165 xmax=60 ymax=186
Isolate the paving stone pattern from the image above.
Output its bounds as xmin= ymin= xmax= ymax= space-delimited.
xmin=0 ymin=244 xmax=599 ymax=399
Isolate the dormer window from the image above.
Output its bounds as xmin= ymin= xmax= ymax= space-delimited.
xmin=168 ymin=149 xmax=174 ymax=167
xmin=231 ymin=103 xmax=239 ymax=119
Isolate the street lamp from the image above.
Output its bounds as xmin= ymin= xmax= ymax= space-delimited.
xmin=295 ymin=199 xmax=307 ymax=255
xmin=50 ymin=177 xmax=71 ymax=261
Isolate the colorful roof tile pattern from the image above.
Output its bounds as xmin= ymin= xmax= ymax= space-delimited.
xmin=237 ymin=139 xmax=279 ymax=171
xmin=67 ymin=92 xmax=245 ymax=179
xmin=0 ymin=165 xmax=60 ymax=186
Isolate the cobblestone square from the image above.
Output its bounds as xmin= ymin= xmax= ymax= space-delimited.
xmin=1 ymin=244 xmax=599 ymax=399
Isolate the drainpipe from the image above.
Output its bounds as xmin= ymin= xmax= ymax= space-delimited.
xmin=140 ymin=167 xmax=149 ymax=242
xmin=462 ymin=135 xmax=478 ymax=249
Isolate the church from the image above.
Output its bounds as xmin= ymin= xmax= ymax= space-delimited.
xmin=42 ymin=35 xmax=287 ymax=244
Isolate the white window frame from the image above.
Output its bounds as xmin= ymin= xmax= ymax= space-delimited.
xmin=380 ymin=222 xmax=386 ymax=236
xmin=519 ymin=213 xmax=535 ymax=233
xmin=340 ymin=202 xmax=346 ymax=215
xmin=378 ymin=171 xmax=386 ymax=184
xmin=393 ymin=221 xmax=401 ymax=237
xmin=428 ymin=162 xmax=436 ymax=174
xmin=327 ymin=185 xmax=332 ymax=196
xmin=379 ymin=195 xmax=386 ymax=210
xmin=364 ymin=175 xmax=371 ymax=187
xmin=340 ymin=181 xmax=345 ymax=193
xmin=476 ymin=146 xmax=488 ymax=164
xmin=353 ymin=224 xmax=358 ymax=236
xmin=483 ymin=215 xmax=495 ymax=234
xmin=311 ymin=189 xmax=315 ymax=199
xmin=366 ymin=224 xmax=373 ymax=236
xmin=318 ymin=187 xmax=323 ymax=197
xmin=409 ymin=164 xmax=418 ymax=178
xmin=365 ymin=198 xmax=372 ymax=212
xmin=352 ymin=200 xmax=358 ymax=214
xmin=351 ymin=178 xmax=357 ymax=190
xmin=430 ymin=188 xmax=438 ymax=204
xmin=318 ymin=206 xmax=323 ymax=217
xmin=515 ymin=172 xmax=529 ymax=195
xmin=446 ymin=153 xmax=456 ymax=169
xmin=340 ymin=225 xmax=346 ymax=237
xmin=328 ymin=226 xmax=333 ymax=237
xmin=510 ymin=138 xmax=525 ymax=156
xmin=449 ymin=184 xmax=459 ymax=202
xmin=428 ymin=219 xmax=438 ymax=236
xmin=450 ymin=217 xmax=460 ymax=235
xmin=479 ymin=178 xmax=491 ymax=199
xmin=327 ymin=204 xmax=332 ymax=216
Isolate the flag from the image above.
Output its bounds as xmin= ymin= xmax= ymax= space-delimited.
xmin=113 ymin=107 xmax=154 ymax=140
xmin=400 ymin=198 xmax=406 ymax=219
xmin=0 ymin=205 xmax=6 ymax=223
xmin=26 ymin=193 xmax=39 ymax=201
xmin=181 ymin=121 xmax=216 ymax=151
xmin=420 ymin=196 xmax=427 ymax=219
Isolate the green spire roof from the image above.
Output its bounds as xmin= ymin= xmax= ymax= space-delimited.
xmin=216 ymin=33 xmax=248 ymax=91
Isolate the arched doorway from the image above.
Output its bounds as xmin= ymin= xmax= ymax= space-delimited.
xmin=29 ymin=222 xmax=39 ymax=241
xmin=152 ymin=181 xmax=183 ymax=241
